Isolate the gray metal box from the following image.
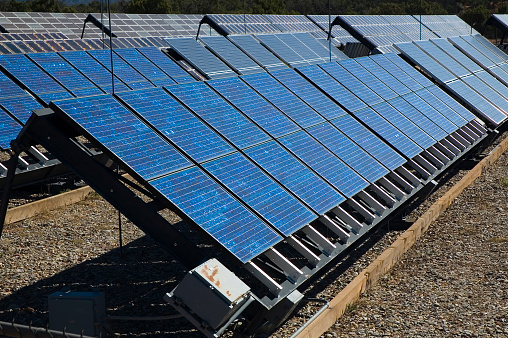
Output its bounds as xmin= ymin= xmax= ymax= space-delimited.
xmin=48 ymin=291 xmax=105 ymax=337
xmin=171 ymin=258 xmax=251 ymax=329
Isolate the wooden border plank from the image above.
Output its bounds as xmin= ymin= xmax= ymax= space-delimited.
xmin=295 ymin=134 xmax=508 ymax=338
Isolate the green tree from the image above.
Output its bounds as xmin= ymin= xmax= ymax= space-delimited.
xmin=461 ymin=4 xmax=490 ymax=29
xmin=370 ymin=2 xmax=407 ymax=14
xmin=31 ymin=0 xmax=66 ymax=12
xmin=252 ymin=0 xmax=287 ymax=14
xmin=126 ymin=0 xmax=173 ymax=13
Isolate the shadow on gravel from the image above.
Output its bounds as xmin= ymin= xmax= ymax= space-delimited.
xmin=0 ymin=233 xmax=203 ymax=337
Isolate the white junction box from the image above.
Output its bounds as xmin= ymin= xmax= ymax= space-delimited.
xmin=166 ymin=258 xmax=251 ymax=330
xmin=48 ymin=291 xmax=105 ymax=337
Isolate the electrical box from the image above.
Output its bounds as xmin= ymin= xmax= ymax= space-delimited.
xmin=48 ymin=291 xmax=105 ymax=337
xmin=166 ymin=258 xmax=251 ymax=330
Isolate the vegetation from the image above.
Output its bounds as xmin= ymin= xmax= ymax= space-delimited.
xmin=0 ymin=0 xmax=506 ymax=35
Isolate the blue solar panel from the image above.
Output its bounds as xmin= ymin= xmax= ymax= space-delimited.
xmin=136 ymin=47 xmax=196 ymax=84
xmin=115 ymin=48 xmax=176 ymax=84
xmin=0 ymin=73 xmax=28 ymax=98
xmin=331 ymin=115 xmax=406 ymax=170
xmin=446 ymin=79 xmax=506 ymax=125
xmin=88 ymin=49 xmax=154 ymax=89
xmin=413 ymin=89 xmax=468 ymax=128
xmin=461 ymin=75 xmax=508 ymax=113
xmin=320 ymin=62 xmax=384 ymax=106
xmin=279 ymin=130 xmax=369 ymax=197
xmin=0 ymin=54 xmax=70 ymax=96
xmin=37 ymin=92 xmax=74 ymax=105
xmin=241 ymin=72 xmax=324 ymax=128
xmin=200 ymin=36 xmax=263 ymax=75
xmin=474 ymin=71 xmax=508 ymax=101
xmin=461 ymin=35 xmax=504 ymax=66
xmin=244 ymin=140 xmax=344 ymax=215
xmin=307 ymin=122 xmax=389 ymax=182
xmin=166 ymin=37 xmax=235 ymax=80
xmin=448 ymin=36 xmax=496 ymax=69
xmin=430 ymin=38 xmax=483 ymax=74
xmin=471 ymin=34 xmax=508 ymax=63
xmin=372 ymin=101 xmax=435 ymax=149
xmin=270 ymin=68 xmax=348 ymax=121
xmin=53 ymin=95 xmax=192 ymax=181
xmin=338 ymin=59 xmax=398 ymax=101
xmin=27 ymin=52 xmax=103 ymax=96
xmin=116 ymin=88 xmax=235 ymax=163
xmin=228 ymin=35 xmax=287 ymax=71
xmin=166 ymin=82 xmax=270 ymax=149
xmin=382 ymin=53 xmax=434 ymax=88
xmin=0 ymin=111 xmax=21 ymax=150
xmin=426 ymin=85 xmax=476 ymax=121
xmin=208 ymin=77 xmax=299 ymax=138
xmin=151 ymin=167 xmax=282 ymax=263
xmin=59 ymin=51 xmax=130 ymax=93
xmin=275 ymin=33 xmax=323 ymax=63
xmin=354 ymin=57 xmax=411 ymax=96
xmin=395 ymin=42 xmax=457 ymax=84
xmin=256 ymin=34 xmax=308 ymax=67
xmin=202 ymin=153 xmax=316 ymax=236
xmin=369 ymin=54 xmax=424 ymax=92
xmin=414 ymin=40 xmax=471 ymax=78
xmin=0 ymin=96 xmax=44 ymax=124
xmin=388 ymin=97 xmax=447 ymax=141
xmin=297 ymin=65 xmax=367 ymax=113
xmin=354 ymin=107 xmax=422 ymax=158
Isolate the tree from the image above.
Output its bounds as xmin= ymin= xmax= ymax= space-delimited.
xmin=369 ymin=2 xmax=407 ymax=15
xmin=461 ymin=4 xmax=490 ymax=29
xmin=125 ymin=0 xmax=173 ymax=13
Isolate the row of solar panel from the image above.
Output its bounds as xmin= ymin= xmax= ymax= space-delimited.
xmin=45 ymin=50 xmax=485 ymax=264
xmin=396 ymin=34 xmax=508 ymax=126
xmin=0 ymin=46 xmax=196 ymax=150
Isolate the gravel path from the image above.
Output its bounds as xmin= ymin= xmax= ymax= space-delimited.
xmin=0 ymin=135 xmax=507 ymax=337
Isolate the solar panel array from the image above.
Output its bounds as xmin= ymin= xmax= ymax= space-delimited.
xmin=306 ymin=15 xmax=358 ymax=45
xmin=205 ymin=14 xmax=281 ymax=35
xmin=416 ymin=15 xmax=477 ymax=38
xmin=395 ymin=37 xmax=508 ymax=125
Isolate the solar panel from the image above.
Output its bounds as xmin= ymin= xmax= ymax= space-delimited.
xmin=0 ymin=111 xmax=21 ymax=150
xmin=166 ymin=37 xmax=235 ymax=79
xmin=353 ymin=57 xmax=411 ymax=96
xmin=331 ymin=114 xmax=406 ymax=170
xmin=27 ymin=52 xmax=103 ymax=96
xmin=292 ymin=32 xmax=340 ymax=61
xmin=460 ymin=35 xmax=505 ymax=65
xmin=460 ymin=74 xmax=508 ymax=112
xmin=0 ymin=72 xmax=28 ymax=98
xmin=136 ymin=47 xmax=196 ymax=84
xmin=275 ymin=33 xmax=323 ymax=63
xmin=59 ymin=51 xmax=131 ymax=93
xmin=296 ymin=65 xmax=367 ymax=113
xmin=413 ymin=40 xmax=471 ymax=78
xmin=0 ymin=54 xmax=71 ymax=97
xmin=202 ymin=153 xmax=316 ymax=236
xmin=200 ymin=36 xmax=263 ymax=75
xmin=354 ymin=106 xmax=422 ymax=158
xmin=279 ymin=130 xmax=369 ymax=197
xmin=151 ymin=167 xmax=282 ymax=263
xmin=244 ymin=140 xmax=345 ymax=215
xmin=0 ymin=95 xmax=44 ymax=124
xmin=256 ymin=34 xmax=308 ymax=67
xmin=471 ymin=34 xmax=508 ymax=63
xmin=414 ymin=88 xmax=469 ymax=128
xmin=114 ymin=48 xmax=176 ymax=85
xmin=88 ymin=49 xmax=154 ymax=89
xmin=228 ymin=35 xmax=287 ymax=71
xmin=369 ymin=54 xmax=424 ymax=92
xmin=430 ymin=38 xmax=483 ymax=74
xmin=241 ymin=72 xmax=324 ymax=128
xmin=53 ymin=94 xmax=192 ymax=181
xmin=306 ymin=122 xmax=389 ymax=182
xmin=448 ymin=36 xmax=495 ymax=68
xmin=116 ymin=88 xmax=235 ymax=163
xmin=208 ymin=77 xmax=300 ymax=138
xmin=426 ymin=85 xmax=476 ymax=121
xmin=166 ymin=82 xmax=270 ymax=149
xmin=319 ymin=62 xmax=383 ymax=106
xmin=270 ymin=68 xmax=348 ymax=121
xmin=382 ymin=53 xmax=434 ymax=87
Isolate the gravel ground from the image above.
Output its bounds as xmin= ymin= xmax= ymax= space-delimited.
xmin=0 ymin=132 xmax=507 ymax=337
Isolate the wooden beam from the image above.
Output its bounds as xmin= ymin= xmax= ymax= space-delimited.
xmin=294 ymin=134 xmax=508 ymax=338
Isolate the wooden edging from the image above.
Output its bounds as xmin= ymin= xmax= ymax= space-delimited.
xmin=295 ymin=134 xmax=508 ymax=338
xmin=4 ymin=185 xmax=94 ymax=225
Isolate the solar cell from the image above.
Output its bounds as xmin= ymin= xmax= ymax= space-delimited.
xmin=0 ymin=111 xmax=21 ymax=150
xmin=448 ymin=36 xmax=495 ymax=68
xmin=116 ymin=88 xmax=235 ymax=163
xmin=208 ymin=77 xmax=299 ymax=138
xmin=115 ymin=48 xmax=174 ymax=84
xmin=306 ymin=122 xmax=389 ymax=182
xmin=241 ymin=72 xmax=324 ymax=128
xmin=461 ymin=35 xmax=505 ymax=65
xmin=292 ymin=32 xmax=339 ymax=61
xmin=151 ymin=167 xmax=282 ymax=263
xmin=0 ymin=95 xmax=44 ymax=123
xmin=228 ymin=35 xmax=287 ymax=71
xmin=354 ymin=107 xmax=422 ymax=158
xmin=461 ymin=74 xmax=508 ymax=112
xmin=382 ymin=53 xmax=434 ymax=87
xmin=430 ymin=38 xmax=483 ymax=74
xmin=202 ymin=153 xmax=316 ymax=236
xmin=52 ymin=94 xmax=192 ymax=181
xmin=275 ymin=33 xmax=323 ymax=63
xmin=244 ymin=140 xmax=345 ymax=214
xmin=136 ymin=47 xmax=195 ymax=84
xmin=331 ymin=114 xmax=406 ymax=170
xmin=426 ymin=85 xmax=476 ymax=121
xmin=270 ymin=68 xmax=348 ymax=121
xmin=166 ymin=82 xmax=270 ymax=149
xmin=414 ymin=88 xmax=468 ymax=128
xmin=256 ymin=34 xmax=308 ymax=66
xmin=279 ymin=130 xmax=369 ymax=197
xmin=471 ymin=34 xmax=508 ymax=63
xmin=413 ymin=40 xmax=470 ymax=78
xmin=319 ymin=62 xmax=383 ymax=106
xmin=0 ymin=72 xmax=27 ymax=98
xmin=200 ymin=36 xmax=263 ymax=75
xmin=296 ymin=65 xmax=367 ymax=113
xmin=369 ymin=54 xmax=424 ymax=92
xmin=354 ymin=57 xmax=411 ymax=96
